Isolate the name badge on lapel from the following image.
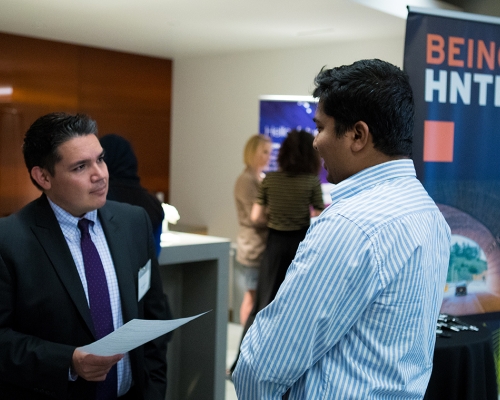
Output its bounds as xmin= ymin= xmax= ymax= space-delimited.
xmin=138 ymin=260 xmax=151 ymax=301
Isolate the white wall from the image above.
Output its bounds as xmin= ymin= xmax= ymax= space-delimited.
xmin=170 ymin=36 xmax=405 ymax=241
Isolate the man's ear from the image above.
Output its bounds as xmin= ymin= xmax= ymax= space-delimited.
xmin=31 ymin=166 xmax=52 ymax=190
xmin=351 ymin=121 xmax=370 ymax=153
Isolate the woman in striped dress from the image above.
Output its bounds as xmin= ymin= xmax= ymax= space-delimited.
xmin=250 ymin=129 xmax=324 ymax=313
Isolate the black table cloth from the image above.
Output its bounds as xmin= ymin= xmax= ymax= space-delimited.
xmin=424 ymin=320 xmax=497 ymax=400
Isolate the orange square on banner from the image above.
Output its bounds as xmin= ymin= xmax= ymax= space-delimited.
xmin=423 ymin=120 xmax=454 ymax=162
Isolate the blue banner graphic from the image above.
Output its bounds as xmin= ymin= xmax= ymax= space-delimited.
xmin=404 ymin=8 xmax=500 ymax=317
xmin=259 ymin=96 xmax=329 ymax=186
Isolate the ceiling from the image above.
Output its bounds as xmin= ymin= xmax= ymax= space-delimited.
xmin=0 ymin=0 xmax=488 ymax=60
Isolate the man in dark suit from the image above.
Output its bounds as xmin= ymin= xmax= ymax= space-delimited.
xmin=0 ymin=112 xmax=171 ymax=399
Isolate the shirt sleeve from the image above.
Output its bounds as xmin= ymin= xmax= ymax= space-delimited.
xmin=232 ymin=214 xmax=383 ymax=398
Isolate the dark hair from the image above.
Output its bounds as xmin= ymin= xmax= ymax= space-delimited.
xmin=278 ymin=129 xmax=320 ymax=174
xmin=312 ymin=59 xmax=414 ymax=157
xmin=23 ymin=112 xmax=98 ymax=189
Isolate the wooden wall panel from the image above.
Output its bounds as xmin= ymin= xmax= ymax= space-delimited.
xmin=78 ymin=46 xmax=171 ymax=198
xmin=0 ymin=33 xmax=172 ymax=216
xmin=0 ymin=33 xmax=79 ymax=109
xmin=78 ymin=47 xmax=171 ymax=114
xmin=0 ymin=108 xmax=37 ymax=216
xmin=0 ymin=33 xmax=80 ymax=216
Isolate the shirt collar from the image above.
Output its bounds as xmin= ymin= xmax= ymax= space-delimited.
xmin=47 ymin=197 xmax=98 ymax=234
xmin=329 ymin=159 xmax=416 ymax=204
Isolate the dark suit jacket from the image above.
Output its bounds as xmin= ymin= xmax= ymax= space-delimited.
xmin=0 ymin=194 xmax=170 ymax=400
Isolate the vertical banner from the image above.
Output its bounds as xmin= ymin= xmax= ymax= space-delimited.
xmin=404 ymin=7 xmax=500 ymax=385
xmin=405 ymin=7 xmax=500 ymax=316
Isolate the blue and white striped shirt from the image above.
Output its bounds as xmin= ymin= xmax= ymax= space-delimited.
xmin=233 ymin=159 xmax=451 ymax=399
xmin=48 ymin=199 xmax=132 ymax=396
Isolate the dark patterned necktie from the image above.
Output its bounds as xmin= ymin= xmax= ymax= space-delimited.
xmin=78 ymin=218 xmax=117 ymax=400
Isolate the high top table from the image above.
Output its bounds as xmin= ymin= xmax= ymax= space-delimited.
xmin=158 ymin=232 xmax=231 ymax=400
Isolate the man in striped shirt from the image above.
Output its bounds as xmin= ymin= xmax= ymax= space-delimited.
xmin=233 ymin=59 xmax=451 ymax=399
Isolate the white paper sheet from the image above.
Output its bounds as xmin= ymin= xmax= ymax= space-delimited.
xmin=79 ymin=311 xmax=209 ymax=356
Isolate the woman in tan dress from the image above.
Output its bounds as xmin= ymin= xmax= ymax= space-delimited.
xmin=234 ymin=134 xmax=272 ymax=325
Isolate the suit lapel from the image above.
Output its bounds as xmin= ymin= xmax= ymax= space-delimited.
xmin=99 ymin=203 xmax=138 ymax=323
xmin=32 ymin=195 xmax=94 ymax=336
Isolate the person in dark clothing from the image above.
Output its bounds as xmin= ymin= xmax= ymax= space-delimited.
xmin=100 ymin=134 xmax=164 ymax=256
xmin=0 ymin=113 xmax=170 ymax=399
